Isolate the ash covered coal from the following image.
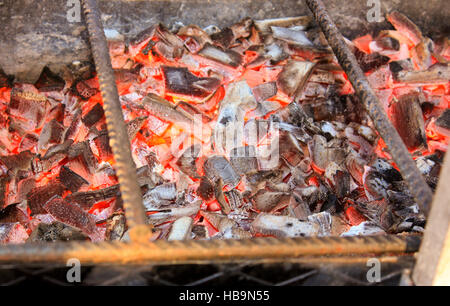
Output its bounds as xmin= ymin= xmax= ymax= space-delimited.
xmin=0 ymin=12 xmax=448 ymax=244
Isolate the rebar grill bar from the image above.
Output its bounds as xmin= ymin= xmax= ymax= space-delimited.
xmin=0 ymin=235 xmax=421 ymax=265
xmin=305 ymin=0 xmax=433 ymax=216
xmin=81 ymin=0 xmax=150 ymax=241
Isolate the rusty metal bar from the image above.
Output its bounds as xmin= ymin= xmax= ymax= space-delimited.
xmin=305 ymin=0 xmax=433 ymax=216
xmin=0 ymin=235 xmax=421 ymax=265
xmin=81 ymin=0 xmax=150 ymax=241
xmin=413 ymin=149 xmax=450 ymax=285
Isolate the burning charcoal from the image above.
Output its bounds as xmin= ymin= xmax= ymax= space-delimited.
xmin=9 ymin=88 xmax=46 ymax=128
xmin=374 ymin=34 xmax=400 ymax=51
xmin=271 ymin=26 xmax=314 ymax=47
xmin=386 ymin=11 xmax=423 ymax=46
xmin=68 ymin=140 xmax=97 ymax=172
xmin=393 ymin=63 xmax=450 ymax=84
xmin=126 ymin=116 xmax=146 ymax=140
xmin=371 ymin=158 xmax=403 ymax=183
xmin=0 ymin=222 xmax=28 ymax=244
xmin=155 ymin=25 xmax=185 ymax=59
xmin=310 ymin=135 xmax=344 ymax=171
xmin=251 ymin=82 xmax=277 ymax=103
xmin=192 ymin=224 xmax=210 ymax=239
xmin=58 ymin=166 xmax=88 ymax=192
xmin=216 ymin=226 xmax=252 ymax=240
xmin=200 ymin=211 xmax=250 ymax=239
xmin=253 ymin=100 xmax=282 ymax=117
xmin=229 ymin=146 xmax=258 ymax=176
xmin=354 ymin=200 xmax=396 ymax=231
xmin=37 ymin=119 xmax=65 ymax=152
xmin=263 ymin=43 xmax=289 ymax=65
xmin=254 ymin=16 xmax=313 ymax=33
xmin=105 ymin=212 xmax=127 ymax=241
xmin=436 ymin=109 xmax=450 ymax=131
xmin=178 ymin=25 xmax=212 ymax=52
xmin=389 ymin=59 xmax=414 ymax=75
xmin=18 ymin=134 xmax=37 ymax=153
xmin=391 ymin=94 xmax=427 ymax=151
xmin=230 ymin=17 xmax=253 ymax=40
xmin=32 ymin=149 xmax=66 ymax=174
xmin=279 ymin=133 xmax=304 ymax=166
xmin=252 ymin=189 xmax=290 ymax=212
xmin=198 ymin=43 xmax=243 ymax=67
xmin=136 ymin=165 xmax=162 ymax=189
xmin=82 ymin=103 xmax=105 ymax=128
xmin=142 ymin=93 xmax=193 ymax=129
xmin=143 ymin=183 xmax=177 ymax=210
xmin=251 ymin=214 xmax=319 ymax=238
xmin=309 ymin=70 xmax=335 ymax=84
xmin=27 ymin=221 xmax=88 ymax=242
xmin=307 ymin=211 xmax=332 ymax=236
xmin=8 ymin=116 xmax=33 ymax=137
xmin=176 ymin=144 xmax=201 ymax=178
xmin=276 ymin=60 xmax=315 ymax=97
xmin=341 ymin=221 xmax=385 ymax=236
xmin=333 ymin=170 xmax=351 ymax=199
xmin=64 ymin=108 xmax=82 ymax=141
xmin=27 ymin=181 xmax=65 ymax=215
xmin=348 ymin=123 xmax=377 ymax=144
xmin=0 ymin=150 xmax=34 ymax=176
xmin=147 ymin=201 xmax=201 ymax=221
xmin=168 ymin=216 xmax=193 ymax=241
xmin=289 ymin=193 xmax=311 ymax=220
xmin=47 ymin=104 xmax=65 ymax=124
xmin=15 ymin=177 xmax=35 ymax=203
xmin=34 ymin=67 xmax=65 ymax=92
xmin=197 ymin=176 xmax=214 ymax=201
xmin=363 ymin=167 xmax=390 ymax=200
xmin=203 ymin=155 xmax=240 ymax=189
xmin=214 ymin=178 xmax=231 ymax=214
xmin=225 ymin=189 xmax=243 ymax=210
xmin=43 ymin=140 xmax=73 ymax=160
xmin=175 ymin=101 xmax=213 ymax=123
xmin=162 ymin=66 xmax=221 ymax=98
xmin=211 ymin=27 xmax=235 ymax=49
xmin=346 ymin=151 xmax=366 ymax=185
xmin=74 ymin=80 xmax=97 ymax=100
xmin=0 ymin=203 xmax=29 ymax=226
xmin=93 ymin=131 xmax=113 ymax=161
xmin=216 ymin=80 xmax=257 ymax=126
xmin=412 ymin=37 xmax=433 ymax=70
xmin=302 ymin=98 xmax=343 ymax=122
xmin=66 ymin=185 xmax=120 ymax=209
xmin=43 ymin=196 xmax=101 ymax=241
xmin=320 ymin=193 xmax=343 ymax=215
xmin=353 ymin=49 xmax=390 ymax=73
xmin=245 ymin=169 xmax=283 ymax=193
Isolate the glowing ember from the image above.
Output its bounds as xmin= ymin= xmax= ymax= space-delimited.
xmin=0 ymin=13 xmax=448 ymax=243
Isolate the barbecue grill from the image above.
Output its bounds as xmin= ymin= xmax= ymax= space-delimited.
xmin=0 ymin=0 xmax=448 ymax=286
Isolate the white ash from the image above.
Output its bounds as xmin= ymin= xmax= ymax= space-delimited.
xmin=251 ymin=213 xmax=319 ymax=238
xmin=415 ymin=156 xmax=435 ymax=175
xmin=321 ymin=121 xmax=338 ymax=137
xmin=307 ymin=211 xmax=332 ymax=236
xmin=168 ymin=216 xmax=193 ymax=241
xmin=341 ymin=222 xmax=385 ymax=237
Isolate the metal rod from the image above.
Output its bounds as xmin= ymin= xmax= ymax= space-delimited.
xmin=305 ymin=0 xmax=433 ymax=216
xmin=0 ymin=235 xmax=421 ymax=265
xmin=413 ymin=149 xmax=450 ymax=285
xmin=81 ymin=0 xmax=150 ymax=241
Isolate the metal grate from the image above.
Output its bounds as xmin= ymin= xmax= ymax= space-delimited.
xmin=0 ymin=257 xmax=414 ymax=286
